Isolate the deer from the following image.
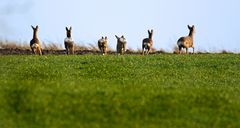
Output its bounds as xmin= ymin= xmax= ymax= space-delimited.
xmin=142 ymin=29 xmax=153 ymax=55
xmin=64 ymin=26 xmax=74 ymax=54
xmin=30 ymin=25 xmax=42 ymax=55
xmin=98 ymin=36 xmax=108 ymax=55
xmin=115 ymin=35 xmax=127 ymax=55
xmin=177 ymin=25 xmax=195 ymax=54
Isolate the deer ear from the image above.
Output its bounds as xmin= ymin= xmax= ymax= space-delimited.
xmin=31 ymin=25 xmax=35 ymax=29
xmin=188 ymin=25 xmax=191 ymax=29
xmin=36 ymin=25 xmax=39 ymax=30
xmin=115 ymin=35 xmax=119 ymax=39
xmin=66 ymin=27 xmax=68 ymax=31
xmin=105 ymin=36 xmax=108 ymax=40
xmin=151 ymin=29 xmax=153 ymax=34
xmin=70 ymin=26 xmax=72 ymax=31
xmin=148 ymin=30 xmax=151 ymax=34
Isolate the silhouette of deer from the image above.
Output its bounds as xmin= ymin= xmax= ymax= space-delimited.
xmin=98 ymin=36 xmax=108 ymax=55
xmin=115 ymin=35 xmax=127 ymax=55
xmin=30 ymin=25 xmax=42 ymax=55
xmin=142 ymin=29 xmax=153 ymax=55
xmin=177 ymin=25 xmax=195 ymax=54
xmin=64 ymin=26 xmax=74 ymax=54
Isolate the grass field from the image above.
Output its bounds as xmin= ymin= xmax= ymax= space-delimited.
xmin=0 ymin=54 xmax=240 ymax=128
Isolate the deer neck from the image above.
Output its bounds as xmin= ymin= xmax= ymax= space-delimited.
xmin=149 ymin=35 xmax=153 ymax=40
xmin=33 ymin=31 xmax=38 ymax=39
xmin=188 ymin=30 xmax=194 ymax=38
xmin=67 ymin=32 xmax=71 ymax=38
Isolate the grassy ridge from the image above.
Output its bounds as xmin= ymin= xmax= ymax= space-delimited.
xmin=0 ymin=54 xmax=240 ymax=128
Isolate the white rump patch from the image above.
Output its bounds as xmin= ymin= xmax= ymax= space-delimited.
xmin=177 ymin=41 xmax=183 ymax=46
xmin=143 ymin=42 xmax=150 ymax=49
xmin=65 ymin=37 xmax=73 ymax=42
xmin=120 ymin=38 xmax=126 ymax=42
xmin=31 ymin=43 xmax=39 ymax=49
xmin=143 ymin=42 xmax=147 ymax=48
xmin=98 ymin=39 xmax=104 ymax=43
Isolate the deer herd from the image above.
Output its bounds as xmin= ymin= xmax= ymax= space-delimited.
xmin=30 ymin=25 xmax=195 ymax=55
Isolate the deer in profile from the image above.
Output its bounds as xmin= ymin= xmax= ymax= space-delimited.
xmin=30 ymin=25 xmax=42 ymax=55
xmin=177 ymin=25 xmax=195 ymax=54
xmin=98 ymin=36 xmax=108 ymax=55
xmin=64 ymin=26 xmax=74 ymax=54
xmin=142 ymin=29 xmax=153 ymax=55
xmin=115 ymin=35 xmax=127 ymax=55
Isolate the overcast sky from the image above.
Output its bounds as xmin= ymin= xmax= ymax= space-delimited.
xmin=0 ymin=0 xmax=239 ymax=52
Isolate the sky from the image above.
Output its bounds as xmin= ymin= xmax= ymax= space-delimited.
xmin=0 ymin=0 xmax=240 ymax=52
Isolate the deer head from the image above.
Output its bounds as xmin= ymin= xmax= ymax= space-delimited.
xmin=188 ymin=25 xmax=195 ymax=37
xmin=31 ymin=25 xmax=39 ymax=38
xmin=115 ymin=35 xmax=120 ymax=40
xmin=148 ymin=29 xmax=153 ymax=39
xmin=66 ymin=26 xmax=72 ymax=38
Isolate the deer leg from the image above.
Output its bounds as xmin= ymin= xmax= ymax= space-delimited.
xmin=147 ymin=48 xmax=150 ymax=55
xmin=116 ymin=45 xmax=119 ymax=55
xmin=123 ymin=46 xmax=125 ymax=55
xmin=142 ymin=44 xmax=145 ymax=55
xmin=193 ymin=47 xmax=195 ymax=54
xmin=36 ymin=48 xmax=39 ymax=55
xmin=71 ymin=46 xmax=74 ymax=54
xmin=65 ymin=45 xmax=69 ymax=54
xmin=121 ymin=45 xmax=124 ymax=55
xmin=178 ymin=46 xmax=182 ymax=54
xmin=38 ymin=48 xmax=42 ymax=55
xmin=142 ymin=48 xmax=144 ymax=55
xmin=70 ymin=48 xmax=73 ymax=54
xmin=102 ymin=48 xmax=104 ymax=55
xmin=67 ymin=48 xmax=69 ymax=54
xmin=186 ymin=48 xmax=188 ymax=54
xmin=104 ymin=47 xmax=107 ymax=55
xmin=31 ymin=48 xmax=35 ymax=54
xmin=149 ymin=47 xmax=151 ymax=54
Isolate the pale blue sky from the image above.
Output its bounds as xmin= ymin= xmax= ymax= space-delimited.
xmin=0 ymin=0 xmax=239 ymax=52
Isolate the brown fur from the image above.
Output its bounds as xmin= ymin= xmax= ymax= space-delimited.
xmin=30 ymin=25 xmax=42 ymax=55
xmin=142 ymin=29 xmax=153 ymax=55
xmin=177 ymin=25 xmax=195 ymax=54
xmin=115 ymin=35 xmax=127 ymax=55
xmin=64 ymin=26 xmax=74 ymax=54
xmin=98 ymin=36 xmax=108 ymax=55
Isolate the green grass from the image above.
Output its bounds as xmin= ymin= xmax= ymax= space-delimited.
xmin=0 ymin=54 xmax=240 ymax=128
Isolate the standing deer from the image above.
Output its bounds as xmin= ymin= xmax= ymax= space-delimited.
xmin=30 ymin=25 xmax=42 ymax=55
xmin=64 ymin=26 xmax=74 ymax=54
xmin=177 ymin=25 xmax=195 ymax=54
xmin=142 ymin=29 xmax=153 ymax=55
xmin=115 ymin=35 xmax=127 ymax=55
xmin=98 ymin=36 xmax=108 ymax=55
